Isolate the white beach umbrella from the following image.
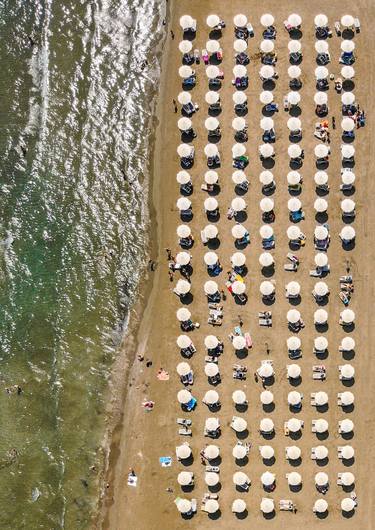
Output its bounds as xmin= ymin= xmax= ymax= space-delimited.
xmin=288 ymin=144 xmax=302 ymax=158
xmin=177 ymin=224 xmax=191 ymax=239
xmin=232 ymin=335 xmax=246 ymax=350
xmin=315 ymin=41 xmax=329 ymax=55
xmin=287 ymin=309 xmax=301 ymax=324
xmin=287 ymin=336 xmax=301 ymax=350
xmin=341 ymin=498 xmax=356 ymax=512
xmin=260 ymin=197 xmax=274 ymax=212
xmin=286 ymin=446 xmax=301 ymax=460
xmin=260 ymin=391 xmax=274 ymax=405
xmin=178 ymin=117 xmax=192 ymax=132
xmin=177 ymin=389 xmax=192 ymax=404
xmin=176 ymin=171 xmax=191 ymax=185
xmin=260 ymin=40 xmax=275 ymax=53
xmin=204 ymin=444 xmax=220 ymax=460
xmin=341 ymin=144 xmax=355 ymax=158
xmin=233 ymin=39 xmax=247 ymax=52
xmin=204 ymin=280 xmax=218 ymax=295
xmin=233 ymin=14 xmax=247 ymax=28
xmin=314 ymin=198 xmax=328 ymax=213
xmin=315 ymin=14 xmax=328 ymax=27
xmin=232 ymin=170 xmax=247 ymax=184
xmin=232 ymin=499 xmax=247 ymax=513
xmin=341 ymin=392 xmax=354 ymax=406
xmin=260 ymin=418 xmax=274 ymax=432
xmin=260 ymin=65 xmax=275 ymax=79
xmin=259 ymin=252 xmax=274 ymax=267
xmin=314 ymin=225 xmax=328 ymax=240
xmin=260 ymin=225 xmax=274 ymax=239
xmin=232 ymin=281 xmax=246 ymax=295
xmin=176 ymin=499 xmax=192 ymax=513
xmin=179 ymin=65 xmax=193 ymax=79
xmin=232 ymin=143 xmax=246 ymax=157
xmin=260 ymin=281 xmax=275 ymax=296
xmin=177 ymin=335 xmax=192 ymax=349
xmin=315 ymin=66 xmax=329 ymax=80
xmin=233 ymin=91 xmax=247 ymax=104
xmin=232 ymin=444 xmax=247 ymax=459
xmin=341 ymin=40 xmax=355 ymax=53
xmin=314 ymin=92 xmax=328 ymax=105
xmin=288 ymin=198 xmax=302 ymax=212
xmin=205 ymin=363 xmax=219 ymax=377
xmin=233 ymin=65 xmax=247 ymax=78
xmin=204 ymin=171 xmax=218 ymax=185
xmin=232 ymin=390 xmax=247 ymax=405
xmin=180 ymin=15 xmax=194 ymax=30
xmin=341 ymin=337 xmax=355 ymax=350
xmin=287 ymin=364 xmax=301 ymax=379
xmin=205 ymin=334 xmax=219 ymax=349
xmin=260 ymin=91 xmax=273 ymax=104
xmin=205 ymin=117 xmax=219 ymax=131
xmin=176 ymin=307 xmax=191 ymax=322
xmin=178 ymin=92 xmax=191 ymax=105
xmin=260 ymin=445 xmax=274 ymax=459
xmin=315 ymin=391 xmax=328 ymax=406
xmin=204 ymin=252 xmax=218 ymax=266
xmin=178 ymin=471 xmax=193 ymax=486
xmin=342 ymin=171 xmax=355 ymax=185
xmin=287 ymin=91 xmax=301 ymax=105
xmin=205 ymin=417 xmax=219 ymax=432
xmin=341 ymin=118 xmax=355 ymax=132
xmin=259 ymin=144 xmax=274 ymax=158
xmin=341 ymin=309 xmax=355 ymax=324
xmin=260 ymin=118 xmax=274 ymax=131
xmin=287 ymin=225 xmax=301 ymax=240
xmin=315 ymin=419 xmax=329 ymax=433
xmin=341 ymin=364 xmax=355 ymax=378
xmin=288 ymin=65 xmax=301 ymax=78
xmin=288 ymin=40 xmax=301 ymax=53
xmin=206 ymin=40 xmax=220 ymax=53
xmin=261 ymin=14 xmax=275 ymax=27
xmin=231 ymin=252 xmax=246 ymax=267
xmin=341 ymin=445 xmax=354 ymax=459
xmin=232 ymin=417 xmax=247 ymax=432
xmin=233 ymin=471 xmax=250 ymax=486
xmin=288 ymin=13 xmax=302 ymax=27
xmin=232 ymin=224 xmax=247 ymax=239
xmin=204 ymin=197 xmax=218 ymax=211
xmin=177 ymin=144 xmax=192 ymax=158
xmin=205 ymin=499 xmax=219 ymax=514
xmin=288 ymin=391 xmax=302 ymax=406
xmin=341 ymin=15 xmax=354 ymax=27
xmin=314 ymin=499 xmax=328 ymax=513
xmin=314 ymin=336 xmax=328 ymax=350
xmin=287 ymin=418 xmax=303 ymax=432
xmin=176 ymin=198 xmax=191 ymax=211
xmin=232 ymin=117 xmax=246 ymax=131
xmin=314 ymin=282 xmax=329 ymax=297
xmin=176 ymin=444 xmax=191 ymax=460
xmin=286 ymin=281 xmax=300 ymax=296
xmin=177 ymin=362 xmax=191 ymax=376
xmin=258 ymin=363 xmax=274 ymax=378
xmin=340 ymin=226 xmax=356 ymax=241
xmin=315 ymin=472 xmax=329 ymax=486
xmin=288 ymin=472 xmax=302 ymax=486
xmin=179 ymin=40 xmax=193 ymax=54
xmin=205 ymin=91 xmax=219 ymax=104
xmin=315 ymin=445 xmax=328 ymax=460
xmin=206 ymin=65 xmax=220 ymax=79
xmin=340 ymin=419 xmax=354 ymax=433
xmin=342 ymin=92 xmax=355 ymax=105
xmin=287 ymin=117 xmax=301 ymax=131
xmin=206 ymin=14 xmax=220 ymax=28
xmin=205 ymin=472 xmax=219 ymax=487
xmin=261 ymin=498 xmax=274 ymax=514
xmin=314 ymin=309 xmax=328 ymax=324
xmin=204 ymin=144 xmax=218 ymax=158
xmin=341 ymin=199 xmax=355 ymax=213
xmin=315 ymin=144 xmax=329 ymax=158
xmin=314 ymin=171 xmax=328 ymax=185
xmin=231 ymin=197 xmax=246 ymax=213
xmin=341 ymin=65 xmax=355 ymax=79
xmin=261 ymin=471 xmax=275 ymax=487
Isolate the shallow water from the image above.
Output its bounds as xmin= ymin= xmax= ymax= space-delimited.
xmin=0 ymin=0 xmax=166 ymax=527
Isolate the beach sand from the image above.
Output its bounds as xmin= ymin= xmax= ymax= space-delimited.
xmin=100 ymin=1 xmax=375 ymax=529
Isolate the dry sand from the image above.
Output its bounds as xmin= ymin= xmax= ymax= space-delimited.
xmin=100 ymin=1 xmax=375 ymax=529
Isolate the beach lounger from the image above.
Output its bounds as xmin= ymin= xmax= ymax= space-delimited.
xmin=205 ymin=355 xmax=218 ymax=364
xmin=284 ymin=263 xmax=298 ymax=272
xmin=177 ymin=418 xmax=192 ymax=426
xmin=279 ymin=500 xmax=294 ymax=512
xmin=244 ymin=332 xmax=252 ymax=348
xmin=206 ymin=466 xmax=219 ymax=473
xmin=354 ymin=18 xmax=360 ymax=32
xmin=178 ymin=428 xmax=192 ymax=436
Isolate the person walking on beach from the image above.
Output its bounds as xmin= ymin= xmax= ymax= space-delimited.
xmin=170 ymin=30 xmax=174 ymax=40
xmin=165 ymin=248 xmax=173 ymax=260
xmin=173 ymin=99 xmax=178 ymax=113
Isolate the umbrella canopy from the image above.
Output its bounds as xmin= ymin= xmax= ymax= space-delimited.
xmin=260 ymin=281 xmax=275 ymax=296
xmin=314 ymin=171 xmax=328 ymax=185
xmin=206 ymin=65 xmax=221 ymax=79
xmin=260 ymin=40 xmax=275 ymax=53
xmin=232 ymin=499 xmax=247 ymax=513
xmin=206 ymin=14 xmax=220 ymax=28
xmin=340 ymin=226 xmax=356 ymax=241
xmin=260 ymin=118 xmax=274 ymax=131
xmin=314 ymin=282 xmax=329 ymax=296
xmin=260 ymin=445 xmax=274 ymax=459
xmin=232 ymin=117 xmax=246 ymax=131
xmin=203 ymin=390 xmax=219 ymax=405
xmin=176 ymin=251 xmax=191 ymax=266
xmin=204 ymin=144 xmax=219 ymax=158
xmin=315 ymin=66 xmax=329 ymax=79
xmin=314 ymin=309 xmax=328 ymax=324
xmin=287 ymin=418 xmax=303 ymax=432
xmin=315 ymin=419 xmax=329 ymax=433
xmin=232 ymin=143 xmax=246 ymax=157
xmin=314 ymin=499 xmax=328 ymax=513
xmin=233 ymin=91 xmax=247 ymax=104
xmin=204 ymin=197 xmax=218 ymax=211
xmin=177 ymin=362 xmax=191 ymax=376
xmin=259 ymin=252 xmax=274 ymax=267
xmin=341 ymin=199 xmax=355 ymax=213
xmin=261 ymin=471 xmax=275 ymax=486
xmin=315 ymin=472 xmax=329 ymax=486
xmin=287 ymin=117 xmax=302 ymax=131
xmin=342 ymin=117 xmax=355 ymax=132
xmin=232 ymin=443 xmax=247 ymax=459
xmin=340 ymin=419 xmax=354 ymax=433
xmin=177 ymin=144 xmax=192 ymax=157
xmin=288 ymin=40 xmax=301 ymax=53
xmin=341 ymin=144 xmax=355 ymax=158
xmin=341 ymin=337 xmax=355 ymax=350
xmin=204 ymin=171 xmax=218 ymax=185
xmin=314 ymin=92 xmax=328 ymax=105
xmin=177 ymin=335 xmax=192 ymax=349
xmin=206 ymin=40 xmax=220 ymax=53
xmin=342 ymin=171 xmax=355 ymax=185
xmin=204 ymin=280 xmax=218 ymax=295
xmin=233 ymin=14 xmax=247 ymax=27
xmin=314 ymin=198 xmax=328 ymax=213
xmin=287 ymin=225 xmax=301 ymax=240
xmin=341 ymin=65 xmax=355 ymax=79
xmin=177 ymin=224 xmax=191 ymax=238
xmin=176 ymin=307 xmax=191 ymax=322
xmin=287 ymin=364 xmax=301 ymax=378
xmin=178 ymin=92 xmax=192 ymax=105
xmin=341 ymin=445 xmax=355 ymax=459
xmin=260 ymin=498 xmax=274 ymax=514
xmin=260 ymin=14 xmax=275 ymax=27
xmin=259 ymin=144 xmax=274 ymax=157
xmin=260 ymin=197 xmax=274 ymax=212
xmin=260 ymin=91 xmax=274 ymax=104
xmin=314 ymin=14 xmax=328 ymax=27
xmin=288 ymin=13 xmax=302 ymax=27
xmin=315 ymin=445 xmax=328 ymax=459
xmin=177 ymin=389 xmax=192 ymax=404
xmin=176 ymin=170 xmax=191 ymax=185
xmin=179 ymin=65 xmax=193 ymax=79
xmin=232 ymin=280 xmax=246 ymax=295
xmin=179 ymin=40 xmax=192 ymax=54
xmin=314 ymin=225 xmax=329 ymax=240
xmin=286 ymin=281 xmax=300 ymax=296
xmin=288 ymin=65 xmax=301 ymax=78
xmin=205 ymin=472 xmax=219 ymax=486
xmin=287 ymin=91 xmax=301 ymax=105
xmin=342 ymin=472 xmax=355 ymax=487
xmin=205 ymin=417 xmax=220 ymax=431
xmin=287 ymin=309 xmax=301 ymax=323
xmin=315 ymin=40 xmax=329 ymax=53
xmin=205 ymin=363 xmax=219 ymax=377
xmin=342 ymin=92 xmax=355 ymax=105
xmin=260 ymin=390 xmax=274 ymax=405
xmin=232 ymin=417 xmax=247 ymax=432
xmin=233 ymin=39 xmax=247 ymax=52
xmin=231 ymin=252 xmax=246 ymax=267
xmin=260 ymin=418 xmax=274 ymax=432
xmin=315 ymin=144 xmax=329 ymax=158
xmin=231 ymin=197 xmax=247 ymax=212
xmin=232 ymin=390 xmax=247 ymax=404
xmin=341 ymin=309 xmax=355 ymax=324
xmin=288 ymin=144 xmax=302 ymax=158
xmin=286 ymin=445 xmax=301 ymax=460
xmin=287 ymin=336 xmax=301 ymax=350
xmin=260 ymin=65 xmax=275 ymax=79
xmin=315 ymin=391 xmax=328 ymax=406
xmin=232 ymin=224 xmax=247 ymax=239
xmin=204 ymin=252 xmax=218 ymax=266
xmin=258 ymin=363 xmax=274 ymax=378
xmin=233 ymin=65 xmax=247 ymax=78
xmin=232 ymin=170 xmax=247 ymax=184
xmin=341 ymin=40 xmax=355 ymax=53
xmin=341 ymin=498 xmax=356 ymax=512
xmin=341 ymin=392 xmax=355 ymax=406
xmin=175 ymin=279 xmax=190 ymax=295
xmin=260 ymin=225 xmax=274 ymax=239
xmin=178 ymin=471 xmax=193 ymax=486
xmin=205 ymin=91 xmax=220 ymax=104
xmin=205 ymin=117 xmax=220 ymax=131
xmin=233 ymin=471 xmax=250 ymax=486
xmin=287 ymin=472 xmax=302 ymax=486
xmin=288 ymin=391 xmax=302 ymax=406
xmin=314 ymin=336 xmax=328 ymax=350
xmin=232 ymin=335 xmax=247 ymax=350
xmin=176 ymin=499 xmax=192 ymax=513
xmin=204 ymin=444 xmax=220 ymax=460
xmin=288 ymin=198 xmax=302 ymax=212
xmin=341 ymin=363 xmax=355 ymax=378
xmin=205 ymin=499 xmax=219 ymax=514
xmin=176 ymin=444 xmax=191 ymax=460
xmin=180 ymin=15 xmax=194 ymax=29
xmin=177 ymin=197 xmax=191 ymax=211
xmin=341 ymin=15 xmax=354 ymax=27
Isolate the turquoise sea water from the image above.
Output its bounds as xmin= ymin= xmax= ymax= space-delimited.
xmin=0 ymin=0 xmax=165 ymax=527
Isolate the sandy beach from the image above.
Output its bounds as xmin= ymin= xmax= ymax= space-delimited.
xmin=100 ymin=1 xmax=375 ymax=529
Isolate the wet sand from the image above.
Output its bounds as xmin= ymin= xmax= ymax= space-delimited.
xmin=101 ymin=1 xmax=375 ymax=529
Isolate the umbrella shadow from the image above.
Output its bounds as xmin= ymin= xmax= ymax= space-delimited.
xmin=235 ymin=456 xmax=249 ymax=467
xmin=343 ymin=215 xmax=355 ymax=224
xmin=343 ymin=457 xmax=355 ymax=467
xmin=289 ymin=377 xmax=302 ymax=387
xmin=262 ymin=106 xmax=277 ymax=117
xmin=261 ymin=431 xmax=275 ymax=441
xmin=208 ymin=483 xmax=222 ymax=494
xmin=289 ymin=431 xmax=302 ymax=441
xmin=236 ymin=429 xmax=249 ymax=440
xmin=181 ymin=512 xmax=194 ymax=520
xmin=289 ymin=457 xmax=302 ymax=467
xmin=235 ymin=240 xmax=249 ymax=250
xmin=316 ymin=431 xmax=329 ymax=441
xmin=263 ymin=456 xmax=276 ymax=467
xmin=316 ymin=457 xmax=329 ymax=467
xmin=206 ymin=211 xmax=220 ymax=222
xmin=342 ymin=240 xmax=356 ymax=251
xmin=316 ymin=160 xmax=329 ymax=170
xmin=342 ymin=350 xmax=355 ymax=361
xmin=263 ymin=510 xmax=276 ymax=520
xmin=234 ymin=211 xmax=247 ymax=223
xmin=234 ymin=294 xmax=248 ymax=306
xmin=183 ymin=29 xmax=196 ymax=41
xmin=342 ymin=159 xmax=355 ymax=169
xmin=181 ymin=159 xmax=194 ymax=169
xmin=342 ymin=134 xmax=355 ymax=144
xmin=289 ymin=28 xmax=302 ymax=39
xmin=262 ymin=186 xmax=276 ymax=196
xmin=235 ymin=510 xmax=248 ymax=520
xmin=262 ymin=158 xmax=275 ymax=169
xmin=180 ymin=211 xmax=193 ymax=222
xmin=235 ymin=349 xmax=248 ymax=360
xmin=180 ymin=185 xmax=193 ymax=197
xmin=289 ymin=106 xmax=301 ymax=117
xmin=207 ymin=238 xmax=220 ymax=250
xmin=235 ymin=184 xmax=248 ymax=196
xmin=315 ymin=212 xmax=328 ymax=224
xmin=315 ymin=350 xmax=329 ymax=360
xmin=315 ymin=323 xmax=329 ymax=333
xmin=235 ymin=107 xmax=248 ymax=117
xmin=343 ymin=80 xmax=355 ymax=91
xmin=289 ymin=484 xmax=302 ymax=493
xmin=263 ymin=403 xmax=275 ymax=413
xmin=181 ymin=484 xmax=194 ymax=493
xmin=262 ymin=296 xmax=275 ymax=306
xmin=235 ymin=403 xmax=248 ymax=413
xmin=316 ymin=404 xmax=329 ymax=413
xmin=343 ymin=484 xmax=355 ymax=493
xmin=263 ymin=79 xmax=276 ymax=91
xmin=181 ymin=131 xmax=196 ymax=143
xmin=341 ymin=431 xmax=354 ymax=441
xmin=208 ymin=510 xmax=222 ymax=520
xmin=289 ymin=133 xmax=302 ymax=143
xmin=181 ymin=455 xmax=194 ymax=467
xmin=289 ymin=159 xmax=303 ymax=170
xmin=208 ymin=107 xmax=222 ymax=117
xmin=207 ymin=134 xmax=221 ymax=144
xmin=208 ymin=80 xmax=222 ymax=91
xmin=289 ymin=296 xmax=301 ymax=306
xmin=261 ymin=265 xmax=275 ymax=278
xmin=180 ymin=293 xmax=193 ymax=305
xmin=289 ymin=404 xmax=303 ymax=414
xmin=342 ymin=322 xmax=355 ymax=332
xmin=316 ymin=511 xmax=329 ymax=520
xmin=316 ymin=187 xmax=329 ymax=197
xmin=342 ymin=378 xmax=354 ymax=388
xmin=342 ymin=509 xmax=355 ymax=519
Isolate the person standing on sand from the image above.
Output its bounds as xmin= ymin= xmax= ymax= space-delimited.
xmin=170 ymin=30 xmax=174 ymax=40
xmin=165 ymin=248 xmax=173 ymax=260
xmin=173 ymin=99 xmax=178 ymax=113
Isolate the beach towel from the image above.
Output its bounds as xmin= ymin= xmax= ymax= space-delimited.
xmin=157 ymin=370 xmax=169 ymax=381
xmin=127 ymin=474 xmax=138 ymax=487
xmin=159 ymin=457 xmax=172 ymax=467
